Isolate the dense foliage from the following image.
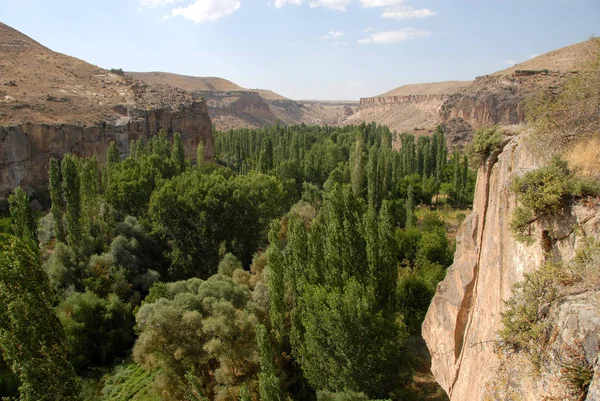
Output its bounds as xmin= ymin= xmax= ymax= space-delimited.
xmin=1 ymin=124 xmax=474 ymax=401
xmin=510 ymin=157 xmax=600 ymax=243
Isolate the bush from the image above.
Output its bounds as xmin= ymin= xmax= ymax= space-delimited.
xmin=510 ymin=157 xmax=600 ymax=243
xmin=525 ymin=38 xmax=600 ymax=153
xmin=498 ymin=262 xmax=563 ymax=368
xmin=467 ymin=126 xmax=503 ymax=167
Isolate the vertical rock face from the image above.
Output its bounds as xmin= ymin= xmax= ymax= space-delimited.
xmin=0 ymin=100 xmax=213 ymax=210
xmin=422 ymin=136 xmax=600 ymax=400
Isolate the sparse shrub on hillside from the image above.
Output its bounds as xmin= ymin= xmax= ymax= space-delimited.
xmin=498 ymin=262 xmax=563 ymax=368
xmin=566 ymin=238 xmax=600 ymax=289
xmin=467 ymin=126 xmax=503 ymax=167
xmin=110 ymin=68 xmax=124 ymax=76
xmin=510 ymin=156 xmax=600 ymax=243
xmin=525 ymin=38 xmax=600 ymax=153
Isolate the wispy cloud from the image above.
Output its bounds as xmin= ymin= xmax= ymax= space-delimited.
xmin=358 ymin=28 xmax=430 ymax=44
xmin=381 ymin=5 xmax=436 ymax=20
xmin=320 ymin=30 xmax=345 ymax=40
xmin=359 ymin=0 xmax=403 ymax=8
xmin=363 ymin=27 xmax=373 ymax=33
xmin=139 ymin=0 xmax=240 ymax=22
xmin=530 ymin=54 xmax=539 ymax=59
xmin=505 ymin=60 xmax=517 ymax=65
xmin=274 ymin=0 xmax=303 ymax=8
xmin=275 ymin=0 xmax=351 ymax=10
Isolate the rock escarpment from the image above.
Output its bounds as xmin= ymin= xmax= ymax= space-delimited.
xmin=0 ymin=100 xmax=213 ymax=210
xmin=422 ymin=135 xmax=600 ymax=400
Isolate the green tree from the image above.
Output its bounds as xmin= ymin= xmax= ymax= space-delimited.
xmin=107 ymin=141 xmax=120 ymax=165
xmin=8 ymin=187 xmax=36 ymax=242
xmin=49 ymin=157 xmax=66 ymax=243
xmin=61 ymin=154 xmax=83 ymax=250
xmin=405 ymin=185 xmax=415 ymax=229
xmin=350 ymin=135 xmax=365 ymax=198
xmin=197 ymin=141 xmax=206 ymax=165
xmin=172 ymin=132 xmax=186 ymax=173
xmin=256 ymin=324 xmax=281 ymax=401
xmin=0 ymin=235 xmax=79 ymax=400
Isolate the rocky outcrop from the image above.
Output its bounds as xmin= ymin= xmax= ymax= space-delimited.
xmin=422 ymin=135 xmax=600 ymax=401
xmin=0 ymin=100 xmax=213 ymax=210
xmin=438 ymin=72 xmax=575 ymax=128
xmin=359 ymin=94 xmax=449 ymax=107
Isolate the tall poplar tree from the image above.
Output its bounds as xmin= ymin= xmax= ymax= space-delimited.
xmin=61 ymin=155 xmax=82 ymax=250
xmin=0 ymin=235 xmax=80 ymax=401
xmin=172 ymin=132 xmax=185 ymax=173
xmin=8 ymin=187 xmax=36 ymax=243
xmin=49 ymin=157 xmax=66 ymax=243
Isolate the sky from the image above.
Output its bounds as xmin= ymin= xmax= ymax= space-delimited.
xmin=1 ymin=0 xmax=599 ymax=100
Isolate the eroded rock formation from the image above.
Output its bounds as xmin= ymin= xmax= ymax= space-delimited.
xmin=422 ymin=135 xmax=600 ymax=400
xmin=0 ymin=100 xmax=213 ymax=210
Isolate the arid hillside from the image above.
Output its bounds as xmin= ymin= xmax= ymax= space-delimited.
xmin=347 ymin=39 xmax=596 ymax=148
xmin=128 ymin=71 xmax=355 ymax=130
xmin=378 ymin=81 xmax=471 ymax=97
xmin=0 ymin=22 xmax=212 ymax=208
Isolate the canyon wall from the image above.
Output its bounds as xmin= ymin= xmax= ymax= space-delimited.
xmin=0 ymin=100 xmax=213 ymax=210
xmin=422 ymin=135 xmax=600 ymax=400
xmin=359 ymin=94 xmax=449 ymax=107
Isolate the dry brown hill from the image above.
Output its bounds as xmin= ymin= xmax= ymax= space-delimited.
xmin=378 ymin=81 xmax=471 ymax=97
xmin=0 ymin=22 xmax=135 ymax=125
xmin=0 ymin=22 xmax=195 ymax=126
xmin=494 ymin=39 xmax=598 ymax=76
xmin=126 ymin=72 xmax=245 ymax=92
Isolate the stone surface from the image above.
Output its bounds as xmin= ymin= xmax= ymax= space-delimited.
xmin=0 ymin=100 xmax=213 ymax=210
xmin=422 ymin=135 xmax=600 ymax=401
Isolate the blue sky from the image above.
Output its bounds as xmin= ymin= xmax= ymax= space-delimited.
xmin=1 ymin=0 xmax=599 ymax=99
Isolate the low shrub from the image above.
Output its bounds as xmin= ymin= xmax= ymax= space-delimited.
xmin=467 ymin=126 xmax=503 ymax=167
xmin=510 ymin=157 xmax=600 ymax=243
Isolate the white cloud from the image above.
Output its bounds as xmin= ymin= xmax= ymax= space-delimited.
xmin=530 ymin=54 xmax=539 ymax=59
xmin=140 ymin=0 xmax=184 ymax=6
xmin=171 ymin=0 xmax=241 ymax=22
xmin=505 ymin=60 xmax=516 ymax=65
xmin=308 ymin=0 xmax=352 ymax=11
xmin=274 ymin=0 xmax=303 ymax=8
xmin=358 ymin=28 xmax=430 ymax=44
xmin=320 ymin=30 xmax=345 ymax=40
xmin=332 ymin=41 xmax=348 ymax=45
xmin=359 ymin=0 xmax=403 ymax=8
xmin=363 ymin=27 xmax=373 ymax=33
xmin=381 ymin=5 xmax=436 ymax=19
xmin=275 ymin=0 xmax=351 ymax=11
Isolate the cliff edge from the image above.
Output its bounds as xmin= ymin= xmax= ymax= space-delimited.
xmin=423 ymin=134 xmax=600 ymax=400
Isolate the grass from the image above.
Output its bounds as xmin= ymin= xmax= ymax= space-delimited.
xmin=81 ymin=360 xmax=160 ymax=401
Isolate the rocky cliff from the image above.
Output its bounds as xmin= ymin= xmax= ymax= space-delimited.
xmin=422 ymin=135 xmax=600 ymax=400
xmin=438 ymin=71 xmax=575 ymax=128
xmin=0 ymin=100 xmax=213 ymax=210
xmin=0 ymin=22 xmax=214 ymax=210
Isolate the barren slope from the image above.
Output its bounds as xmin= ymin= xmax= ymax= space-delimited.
xmin=0 ymin=22 xmax=136 ymax=125
xmin=126 ymin=72 xmax=245 ymax=92
xmin=378 ymin=81 xmax=471 ymax=97
xmin=494 ymin=39 xmax=598 ymax=75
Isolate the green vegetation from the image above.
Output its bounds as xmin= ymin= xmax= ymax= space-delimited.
xmin=466 ymin=126 xmax=503 ymax=167
xmin=0 ymin=235 xmax=80 ymax=400
xmin=510 ymin=157 xmax=600 ymax=243
xmin=526 ymin=38 xmax=600 ymax=153
xmin=498 ymin=239 xmax=600 ymax=375
xmin=1 ymin=123 xmax=471 ymax=400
